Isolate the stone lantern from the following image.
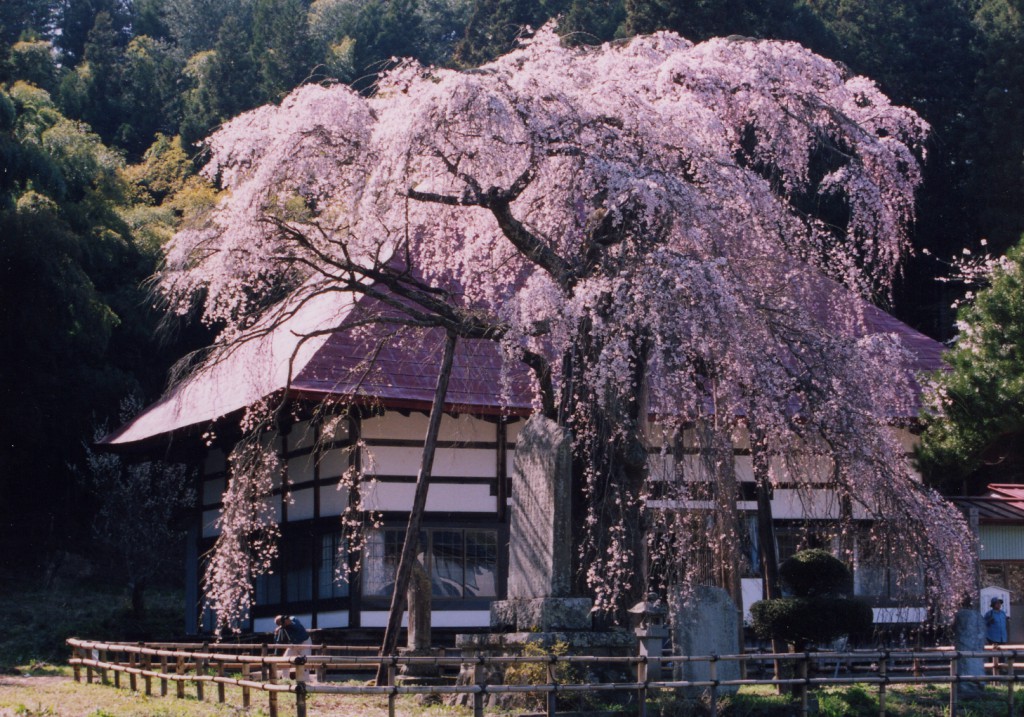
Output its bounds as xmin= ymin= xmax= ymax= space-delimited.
xmin=628 ymin=593 xmax=669 ymax=680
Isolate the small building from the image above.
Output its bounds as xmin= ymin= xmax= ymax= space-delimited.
xmin=104 ymin=286 xmax=953 ymax=636
xmin=953 ymin=484 xmax=1024 ymax=643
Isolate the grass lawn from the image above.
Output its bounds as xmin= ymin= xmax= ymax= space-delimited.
xmin=2 ymin=668 xmax=1021 ymax=717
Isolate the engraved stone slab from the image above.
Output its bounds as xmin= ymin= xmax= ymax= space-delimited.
xmin=954 ymin=609 xmax=986 ymax=697
xmin=506 ymin=414 xmax=573 ymax=599
xmin=672 ymin=586 xmax=741 ymax=696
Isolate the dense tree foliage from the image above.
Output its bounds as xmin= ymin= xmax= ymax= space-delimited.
xmin=919 ymin=240 xmax=1024 ymax=491
xmin=2 ymin=0 xmax=1022 ymax=570
xmin=160 ymin=27 xmax=973 ymax=626
xmin=752 ymin=549 xmax=873 ymax=649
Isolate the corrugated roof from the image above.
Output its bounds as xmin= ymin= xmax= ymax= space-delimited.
xmin=952 ymin=485 xmax=1024 ymax=524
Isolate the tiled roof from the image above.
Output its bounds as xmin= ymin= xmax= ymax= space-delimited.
xmin=104 ymin=278 xmax=947 ymax=449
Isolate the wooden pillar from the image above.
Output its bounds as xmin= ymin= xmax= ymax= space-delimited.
xmin=160 ymin=655 xmax=168 ymax=696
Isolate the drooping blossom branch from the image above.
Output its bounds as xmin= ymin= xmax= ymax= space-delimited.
xmin=163 ymin=23 xmax=974 ymax=623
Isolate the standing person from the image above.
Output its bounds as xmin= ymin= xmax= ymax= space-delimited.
xmin=274 ymin=615 xmax=314 ymax=680
xmin=985 ymin=597 xmax=1009 ymax=676
xmin=985 ymin=597 xmax=1009 ymax=645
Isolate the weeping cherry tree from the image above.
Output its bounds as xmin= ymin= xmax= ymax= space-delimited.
xmin=159 ymin=25 xmax=975 ymax=631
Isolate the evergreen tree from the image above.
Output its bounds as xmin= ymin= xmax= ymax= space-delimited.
xmin=919 ymin=240 xmax=1024 ymax=491
xmin=251 ymin=0 xmax=315 ymax=102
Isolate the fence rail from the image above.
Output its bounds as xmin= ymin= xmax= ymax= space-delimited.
xmin=66 ymin=638 xmax=1024 ymax=717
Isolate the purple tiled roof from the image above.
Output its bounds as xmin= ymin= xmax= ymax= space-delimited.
xmin=104 ymin=277 xmax=948 ymax=448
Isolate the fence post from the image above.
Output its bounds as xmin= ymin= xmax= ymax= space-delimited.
xmin=949 ymin=652 xmax=959 ymax=717
xmin=113 ymin=649 xmax=120 ymax=689
xmin=637 ymin=655 xmax=648 ymax=717
xmin=546 ymin=656 xmax=558 ymax=717
xmin=261 ymin=642 xmax=269 ymax=681
xmin=128 ymin=649 xmax=137 ymax=692
xmin=100 ymin=649 xmax=109 ymax=686
xmin=86 ymin=647 xmax=94 ymax=684
xmin=798 ymin=653 xmax=809 ymax=717
xmin=176 ymin=654 xmax=185 ymax=699
xmin=268 ymin=661 xmax=279 ymax=717
xmin=1007 ymin=647 xmax=1015 ymax=717
xmin=72 ymin=645 xmax=81 ymax=683
xmin=242 ymin=662 xmax=251 ymax=708
xmin=160 ymin=654 xmax=168 ymax=696
xmin=216 ymin=660 xmax=225 ymax=703
xmin=709 ymin=655 xmax=719 ymax=717
xmin=194 ymin=651 xmax=204 ymax=700
xmin=472 ymin=654 xmax=485 ymax=717
xmin=295 ymin=672 xmax=307 ymax=717
xmin=142 ymin=649 xmax=152 ymax=696
xmin=388 ymin=662 xmax=397 ymax=717
xmin=878 ymin=650 xmax=887 ymax=717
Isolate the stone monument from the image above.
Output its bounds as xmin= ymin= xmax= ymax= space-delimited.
xmin=953 ymin=608 xmax=986 ymax=697
xmin=397 ymin=556 xmax=443 ymax=684
xmin=453 ymin=415 xmax=634 ymax=705
xmin=672 ymin=586 xmax=741 ymax=697
xmin=489 ymin=415 xmax=593 ymax=633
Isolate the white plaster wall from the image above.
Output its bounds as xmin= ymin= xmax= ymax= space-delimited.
xmin=318 ymin=447 xmax=349 ymax=479
xmin=361 ymin=412 xmax=496 ymax=443
xmin=361 ymin=481 xmax=497 ymax=513
xmin=363 ymin=445 xmax=496 ymax=478
xmin=360 ymin=610 xmax=490 ymax=628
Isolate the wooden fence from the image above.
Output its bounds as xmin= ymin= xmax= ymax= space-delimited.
xmin=66 ymin=638 xmax=1024 ymax=717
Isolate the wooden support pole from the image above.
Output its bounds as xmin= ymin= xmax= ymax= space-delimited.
xmin=160 ymin=655 xmax=168 ymax=696
xmin=72 ymin=647 xmax=81 ymax=683
xmin=217 ymin=661 xmax=226 ymax=703
xmin=376 ymin=332 xmax=458 ymax=686
xmin=100 ymin=649 xmax=109 ymax=686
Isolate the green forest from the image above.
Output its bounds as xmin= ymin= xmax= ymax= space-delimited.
xmin=2 ymin=0 xmax=1022 ymax=571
